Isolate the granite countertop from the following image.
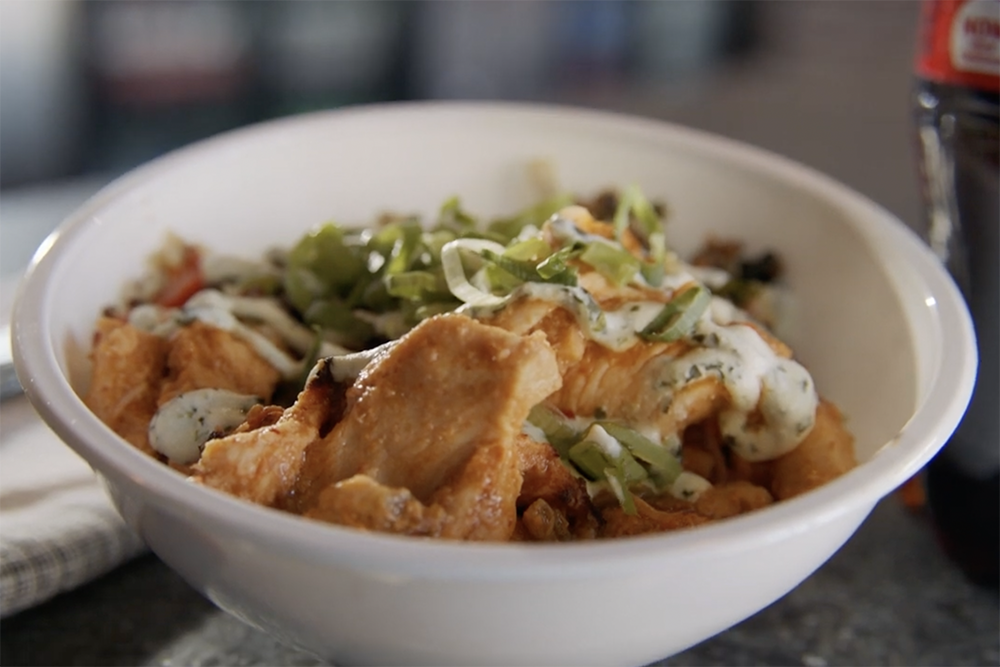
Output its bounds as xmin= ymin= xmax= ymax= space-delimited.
xmin=2 ymin=3 xmax=998 ymax=666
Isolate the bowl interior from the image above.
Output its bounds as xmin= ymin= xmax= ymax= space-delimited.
xmin=38 ymin=104 xmax=923 ymax=466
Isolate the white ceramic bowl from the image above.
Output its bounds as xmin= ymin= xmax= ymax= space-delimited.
xmin=12 ymin=103 xmax=976 ymax=667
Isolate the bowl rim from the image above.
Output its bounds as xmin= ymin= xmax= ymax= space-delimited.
xmin=11 ymin=100 xmax=978 ymax=580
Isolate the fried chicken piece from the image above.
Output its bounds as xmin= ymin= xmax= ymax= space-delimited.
xmin=768 ymin=399 xmax=856 ymax=500
xmin=681 ymin=417 xmax=771 ymax=487
xmin=191 ymin=358 xmax=346 ymax=507
xmin=295 ymin=313 xmax=562 ymax=541
xmin=487 ymin=299 xmax=586 ymax=375
xmin=694 ymin=481 xmax=774 ymax=519
xmin=600 ymin=496 xmax=710 ymax=538
xmin=516 ymin=434 xmax=598 ymax=540
xmin=159 ymin=320 xmax=281 ymax=405
xmin=520 ymin=498 xmax=573 ymax=541
xmin=231 ymin=404 xmax=285 ymax=434
xmin=485 ymin=285 xmax=731 ymax=442
xmin=305 ymin=475 xmax=448 ymax=536
xmin=84 ymin=317 xmax=168 ymax=457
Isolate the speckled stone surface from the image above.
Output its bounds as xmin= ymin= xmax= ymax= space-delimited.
xmin=2 ymin=498 xmax=997 ymax=667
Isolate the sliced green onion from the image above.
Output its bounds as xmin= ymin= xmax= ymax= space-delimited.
xmin=639 ymin=230 xmax=668 ymax=287
xmin=639 ymin=285 xmax=711 ymax=343
xmin=421 ymin=229 xmax=458 ymax=259
xmin=440 ymin=238 xmax=510 ymax=307
xmin=483 ymin=264 xmax=522 ymax=294
xmin=504 ymin=237 xmax=553 ymax=262
xmin=597 ymin=422 xmax=683 ymax=485
xmin=565 ymin=439 xmax=609 ymax=480
xmin=527 ymin=403 xmax=579 ymax=458
xmin=579 ymin=241 xmax=641 ymax=286
xmin=569 ymin=435 xmax=644 ymax=516
xmin=604 ymin=464 xmax=637 ymax=515
xmin=481 ymin=249 xmax=544 ymax=283
xmin=647 ymin=230 xmax=667 ymax=264
xmin=536 ymin=246 xmax=580 ymax=280
xmin=570 ymin=428 xmax=646 ymax=502
xmin=479 ymin=247 xmax=578 ymax=288
xmin=613 ymin=184 xmax=662 ymax=242
xmin=438 ymin=196 xmax=478 ymax=232
xmin=640 ymin=260 xmax=665 ymax=288
xmin=714 ymin=278 xmax=762 ymax=308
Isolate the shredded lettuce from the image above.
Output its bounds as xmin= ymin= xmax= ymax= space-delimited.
xmin=276 ymin=186 xmax=670 ymax=353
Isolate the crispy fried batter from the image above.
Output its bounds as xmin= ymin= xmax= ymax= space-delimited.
xmin=516 ymin=434 xmax=598 ymax=539
xmin=85 ymin=317 xmax=168 ymax=457
xmin=768 ymin=399 xmax=856 ymax=500
xmin=231 ymin=404 xmax=286 ymax=434
xmin=305 ymin=475 xmax=448 ymax=536
xmin=87 ymin=230 xmax=857 ymax=542
xmin=600 ymin=496 xmax=711 ymax=538
xmin=159 ymin=320 xmax=281 ymax=405
xmin=520 ymin=498 xmax=573 ymax=541
xmin=192 ymin=358 xmax=345 ymax=507
xmin=486 ymin=289 xmax=734 ymax=446
xmin=694 ymin=481 xmax=774 ymax=519
xmin=293 ymin=314 xmax=562 ymax=541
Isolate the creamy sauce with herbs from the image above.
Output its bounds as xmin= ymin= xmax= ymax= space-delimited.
xmin=648 ymin=299 xmax=817 ymax=461
xmin=476 ymin=265 xmax=818 ymax=463
xmin=148 ymin=388 xmax=260 ymax=464
xmin=585 ymin=424 xmax=623 ymax=459
xmin=470 ymin=282 xmax=695 ymax=352
xmin=669 ymin=471 xmax=713 ymax=502
xmin=128 ymin=289 xmax=347 ymax=380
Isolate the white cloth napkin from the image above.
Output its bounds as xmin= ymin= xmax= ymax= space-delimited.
xmin=0 ymin=393 xmax=148 ymax=618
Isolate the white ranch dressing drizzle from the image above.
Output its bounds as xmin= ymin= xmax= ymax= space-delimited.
xmin=648 ymin=299 xmax=817 ymax=461
xmin=585 ymin=424 xmax=624 ymax=459
xmin=148 ymin=388 xmax=260 ymax=464
xmin=468 ymin=270 xmax=817 ymax=462
xmin=128 ymin=289 xmax=347 ymax=380
xmin=669 ymin=471 xmax=713 ymax=502
xmin=545 ymin=211 xmax=614 ymax=246
xmin=549 ymin=203 xmax=817 ymax=460
xmin=467 ymin=282 xmax=696 ymax=352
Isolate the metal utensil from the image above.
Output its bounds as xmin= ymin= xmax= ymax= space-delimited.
xmin=1 ymin=324 xmax=23 ymax=400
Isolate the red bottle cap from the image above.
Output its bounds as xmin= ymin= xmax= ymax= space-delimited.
xmin=916 ymin=0 xmax=1000 ymax=92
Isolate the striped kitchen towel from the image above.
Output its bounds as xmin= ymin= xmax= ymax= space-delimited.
xmin=0 ymin=394 xmax=147 ymax=618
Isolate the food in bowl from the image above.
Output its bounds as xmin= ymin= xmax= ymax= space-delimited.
xmin=84 ymin=184 xmax=855 ymax=541
xmin=12 ymin=103 xmax=976 ymax=666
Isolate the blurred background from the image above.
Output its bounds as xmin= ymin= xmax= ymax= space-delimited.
xmin=0 ymin=1 xmax=922 ymax=224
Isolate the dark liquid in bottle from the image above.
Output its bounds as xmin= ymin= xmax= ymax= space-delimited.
xmin=913 ymin=78 xmax=999 ymax=590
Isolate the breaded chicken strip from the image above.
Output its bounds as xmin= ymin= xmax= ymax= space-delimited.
xmin=296 ymin=313 xmax=562 ymax=541
xmin=191 ymin=357 xmax=346 ymax=506
xmin=768 ymin=399 xmax=856 ymax=500
xmin=85 ymin=317 xmax=168 ymax=457
xmin=159 ymin=320 xmax=281 ymax=405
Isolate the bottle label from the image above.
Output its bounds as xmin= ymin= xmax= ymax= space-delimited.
xmin=917 ymin=0 xmax=1000 ymax=91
